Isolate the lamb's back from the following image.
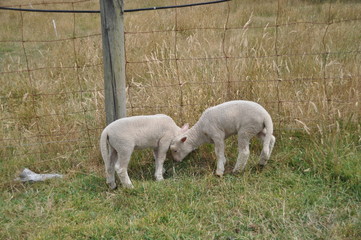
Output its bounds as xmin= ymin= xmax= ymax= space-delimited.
xmin=198 ymin=101 xmax=269 ymax=136
xmin=105 ymin=114 xmax=179 ymax=148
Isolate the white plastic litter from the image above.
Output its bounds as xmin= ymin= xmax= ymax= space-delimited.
xmin=15 ymin=168 xmax=63 ymax=182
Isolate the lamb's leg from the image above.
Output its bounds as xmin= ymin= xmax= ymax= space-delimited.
xmin=105 ymin=149 xmax=117 ymax=190
xmin=114 ymin=148 xmax=134 ymax=188
xmin=258 ymin=133 xmax=276 ymax=166
xmin=154 ymin=153 xmax=166 ymax=181
xmin=154 ymin=143 xmax=168 ymax=181
xmin=258 ymin=132 xmax=268 ymax=166
xmin=269 ymin=135 xmax=276 ymax=158
xmin=214 ymin=138 xmax=227 ymax=177
xmin=233 ymin=134 xmax=250 ymax=173
xmin=153 ymin=149 xmax=158 ymax=162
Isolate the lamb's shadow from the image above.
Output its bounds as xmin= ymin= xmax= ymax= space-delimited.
xmin=124 ymin=142 xmax=270 ymax=185
xmin=125 ymin=148 xmax=214 ymax=183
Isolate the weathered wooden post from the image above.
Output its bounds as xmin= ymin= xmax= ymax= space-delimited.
xmin=99 ymin=0 xmax=127 ymax=125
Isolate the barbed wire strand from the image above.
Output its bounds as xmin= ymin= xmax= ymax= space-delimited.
xmin=0 ymin=0 xmax=231 ymax=13
xmin=174 ymin=0 xmax=184 ymax=123
xmin=322 ymin=3 xmax=333 ymax=120
xmin=222 ymin=1 xmax=231 ymax=101
xmin=20 ymin=7 xmax=45 ymax=158
xmin=275 ymin=0 xmax=282 ymax=130
xmin=71 ymin=2 xmax=93 ymax=149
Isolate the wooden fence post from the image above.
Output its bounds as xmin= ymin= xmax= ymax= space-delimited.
xmin=99 ymin=0 xmax=127 ymax=125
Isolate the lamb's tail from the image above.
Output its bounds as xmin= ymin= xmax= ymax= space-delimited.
xmin=260 ymin=114 xmax=275 ymax=165
xmin=100 ymin=130 xmax=117 ymax=189
xmin=100 ymin=130 xmax=110 ymax=165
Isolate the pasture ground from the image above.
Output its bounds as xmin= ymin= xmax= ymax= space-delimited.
xmin=1 ymin=128 xmax=360 ymax=239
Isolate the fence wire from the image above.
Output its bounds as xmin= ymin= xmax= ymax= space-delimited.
xmin=1 ymin=0 xmax=360 ymax=166
xmin=0 ymin=0 xmax=230 ymax=13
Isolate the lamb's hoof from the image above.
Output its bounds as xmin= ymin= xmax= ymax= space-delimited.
xmin=258 ymin=160 xmax=267 ymax=167
xmin=258 ymin=163 xmax=266 ymax=168
xmin=155 ymin=177 xmax=164 ymax=181
xmin=123 ymin=183 xmax=134 ymax=189
xmin=215 ymin=171 xmax=224 ymax=177
xmin=256 ymin=164 xmax=266 ymax=171
xmin=108 ymin=182 xmax=117 ymax=190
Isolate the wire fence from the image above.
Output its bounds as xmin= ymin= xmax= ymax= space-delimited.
xmin=0 ymin=0 xmax=230 ymax=13
xmin=1 ymin=0 xmax=360 ymax=167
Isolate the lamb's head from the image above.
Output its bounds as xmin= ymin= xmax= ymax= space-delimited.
xmin=170 ymin=124 xmax=192 ymax=162
xmin=170 ymin=135 xmax=193 ymax=162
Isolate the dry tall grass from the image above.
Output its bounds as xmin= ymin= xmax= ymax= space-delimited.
xmin=0 ymin=0 xmax=360 ymax=176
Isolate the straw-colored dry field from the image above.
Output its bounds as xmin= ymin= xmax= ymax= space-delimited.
xmin=1 ymin=0 xmax=360 ymax=239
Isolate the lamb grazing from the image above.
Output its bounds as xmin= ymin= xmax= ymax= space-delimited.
xmin=100 ymin=114 xmax=187 ymax=189
xmin=170 ymin=100 xmax=276 ymax=176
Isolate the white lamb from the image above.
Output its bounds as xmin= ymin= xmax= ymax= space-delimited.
xmin=100 ymin=114 xmax=187 ymax=189
xmin=170 ymin=100 xmax=276 ymax=176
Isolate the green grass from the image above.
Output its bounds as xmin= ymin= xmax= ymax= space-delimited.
xmin=1 ymin=130 xmax=360 ymax=240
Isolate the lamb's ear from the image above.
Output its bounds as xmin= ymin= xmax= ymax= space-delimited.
xmin=181 ymin=136 xmax=187 ymax=143
xmin=181 ymin=123 xmax=189 ymax=132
